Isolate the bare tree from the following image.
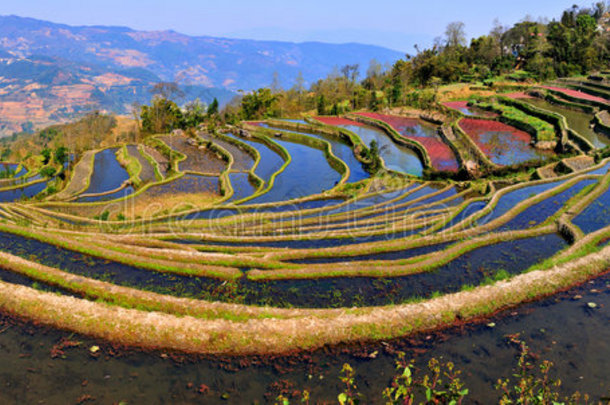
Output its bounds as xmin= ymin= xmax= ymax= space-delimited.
xmin=130 ymin=101 xmax=141 ymax=142
xmin=340 ymin=64 xmax=360 ymax=83
xmin=490 ymin=18 xmax=507 ymax=56
xmin=150 ymin=82 xmax=184 ymax=101
xmin=270 ymin=71 xmax=282 ymax=94
xmin=445 ymin=22 xmax=467 ymax=48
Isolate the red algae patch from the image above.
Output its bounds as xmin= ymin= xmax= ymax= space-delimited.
xmin=541 ymin=86 xmax=608 ymax=104
xmin=444 ymin=101 xmax=470 ymax=113
xmin=356 ymin=112 xmax=459 ymax=172
xmin=313 ymin=116 xmax=363 ymax=126
xmin=459 ymin=118 xmax=551 ymax=166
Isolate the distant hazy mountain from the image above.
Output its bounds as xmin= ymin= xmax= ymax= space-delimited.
xmin=0 ymin=15 xmax=402 ymax=136
xmin=224 ymin=27 xmax=431 ymax=54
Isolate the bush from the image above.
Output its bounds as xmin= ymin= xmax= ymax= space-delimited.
xmin=39 ymin=166 xmax=56 ymax=178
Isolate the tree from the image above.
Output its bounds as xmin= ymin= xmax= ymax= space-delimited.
xmin=293 ymin=71 xmax=305 ymax=95
xmin=364 ymin=140 xmax=382 ymax=174
xmin=39 ymin=166 xmax=56 ymax=178
xmin=206 ymin=98 xmax=219 ymax=116
xmin=270 ymin=71 xmax=282 ymax=94
xmin=41 ymin=148 xmax=52 ymax=165
xmin=130 ymin=102 xmax=141 ymax=142
xmin=317 ymin=95 xmax=327 ymax=115
xmin=363 ymin=59 xmax=384 ymax=90
xmin=54 ymin=146 xmax=68 ymax=167
xmin=574 ymin=14 xmax=598 ymax=72
xmin=340 ymin=64 xmax=359 ymax=83
xmin=184 ymin=98 xmax=207 ymax=128
xmin=490 ymin=19 xmax=507 ymax=57
xmin=140 ymin=97 xmax=184 ymax=133
xmin=445 ymin=21 xmax=467 ymax=49
xmin=240 ymin=89 xmax=280 ymax=120
xmin=150 ymin=82 xmax=184 ymax=101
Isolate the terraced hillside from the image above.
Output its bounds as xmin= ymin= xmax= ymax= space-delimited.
xmin=1 ymin=87 xmax=610 ymax=358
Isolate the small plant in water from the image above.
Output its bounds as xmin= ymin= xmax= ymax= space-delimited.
xmin=382 ymin=353 xmax=468 ymax=404
xmin=338 ymin=363 xmax=362 ymax=405
xmin=496 ymin=334 xmax=590 ymax=405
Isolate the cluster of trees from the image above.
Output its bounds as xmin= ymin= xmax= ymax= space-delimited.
xmin=139 ymin=82 xmax=219 ymax=134
xmin=0 ymin=112 xmax=117 ymax=163
xmin=219 ymin=3 xmax=610 ymax=120
xmin=131 ymin=3 xmax=610 ymax=130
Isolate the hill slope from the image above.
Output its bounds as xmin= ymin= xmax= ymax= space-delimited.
xmin=0 ymin=16 xmax=401 ymax=136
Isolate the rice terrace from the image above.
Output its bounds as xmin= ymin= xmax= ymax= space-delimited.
xmin=1 ymin=1 xmax=610 ymax=404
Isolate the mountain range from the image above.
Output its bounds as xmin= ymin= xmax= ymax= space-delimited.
xmin=0 ymin=15 xmax=403 ymax=136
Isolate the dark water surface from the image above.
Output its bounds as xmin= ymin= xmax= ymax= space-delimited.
xmin=0 ymin=261 xmax=607 ymax=404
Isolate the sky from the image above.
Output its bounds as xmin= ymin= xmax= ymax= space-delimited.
xmin=0 ymin=0 xmax=588 ymax=52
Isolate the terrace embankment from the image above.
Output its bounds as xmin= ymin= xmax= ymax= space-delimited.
xmin=0 ymin=241 xmax=609 ymax=355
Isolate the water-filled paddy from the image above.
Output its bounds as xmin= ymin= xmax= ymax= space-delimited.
xmin=357 ymin=112 xmax=459 ymax=172
xmin=280 ymin=118 xmax=308 ymax=124
xmin=293 ymin=185 xmax=421 ymax=221
xmin=80 ymin=148 xmax=130 ymax=195
xmin=76 ymin=186 xmax=135 ymax=203
xmin=459 ymin=118 xmax=551 ymax=166
xmin=481 ymin=179 xmax=565 ymax=224
xmin=318 ymin=117 xmax=424 ymax=176
xmin=0 ymin=180 xmax=47 ymax=202
xmin=170 ymin=223 xmax=430 ymax=249
xmin=263 ymin=124 xmax=369 ymax=183
xmin=0 ymin=268 xmax=74 ymax=296
xmin=525 ymin=97 xmax=610 ymax=148
xmin=248 ymin=234 xmax=566 ymax=307
xmin=0 ymin=163 xmax=23 ymax=179
xmin=443 ymin=101 xmax=498 ymax=117
xmin=496 ymin=178 xmax=596 ymax=231
xmin=246 ymin=137 xmax=341 ymax=204
xmin=180 ymin=197 xmax=347 ymax=221
xmin=225 ymin=133 xmax=284 ymax=182
xmin=0 ymin=231 xmax=566 ymax=308
xmin=340 ymin=186 xmax=457 ymax=223
xmin=439 ymin=200 xmax=487 ymax=231
xmin=0 ymin=231 xmax=230 ymax=301
xmin=225 ymin=172 xmax=257 ymax=203
xmin=573 ymin=183 xmax=610 ymax=233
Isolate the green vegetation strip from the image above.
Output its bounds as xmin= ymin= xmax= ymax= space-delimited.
xmin=116 ymin=145 xmax=143 ymax=188
xmin=474 ymin=99 xmax=556 ymax=144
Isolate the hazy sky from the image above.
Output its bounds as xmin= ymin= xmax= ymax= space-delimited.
xmin=0 ymin=0 xmax=586 ymax=51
